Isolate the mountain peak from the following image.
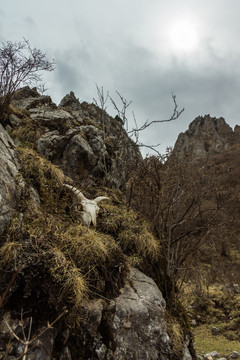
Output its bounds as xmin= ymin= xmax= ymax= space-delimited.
xmin=173 ymin=115 xmax=238 ymax=159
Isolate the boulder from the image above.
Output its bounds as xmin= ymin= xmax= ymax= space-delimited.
xmin=80 ymin=267 xmax=172 ymax=360
xmin=228 ymin=351 xmax=240 ymax=359
xmin=30 ymin=108 xmax=75 ymax=133
xmin=211 ymin=327 xmax=221 ymax=335
xmin=59 ymin=91 xmax=82 ymax=111
xmin=12 ymin=86 xmax=53 ymax=110
xmin=62 ymin=133 xmax=97 ymax=179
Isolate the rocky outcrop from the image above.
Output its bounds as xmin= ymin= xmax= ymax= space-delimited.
xmin=0 ymin=124 xmax=23 ymax=235
xmin=10 ymin=88 xmax=141 ymax=188
xmin=101 ymin=267 xmax=172 ymax=360
xmin=12 ymin=86 xmax=54 ymax=110
xmin=173 ymin=115 xmax=239 ymax=160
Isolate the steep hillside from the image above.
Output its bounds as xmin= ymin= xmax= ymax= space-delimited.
xmin=0 ymin=88 xmax=194 ymax=360
xmin=9 ymin=86 xmax=141 ymax=189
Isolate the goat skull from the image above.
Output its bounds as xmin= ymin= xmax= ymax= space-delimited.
xmin=63 ymin=184 xmax=109 ymax=226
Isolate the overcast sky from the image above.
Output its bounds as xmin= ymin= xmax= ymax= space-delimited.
xmin=1 ymin=0 xmax=240 ymax=155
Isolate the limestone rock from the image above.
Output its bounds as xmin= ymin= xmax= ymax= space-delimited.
xmin=12 ymin=86 xmax=54 ymax=110
xmin=174 ymin=115 xmax=235 ymax=160
xmin=228 ymin=351 xmax=240 ymax=359
xmin=211 ymin=326 xmax=221 ymax=335
xmin=0 ymin=124 xmax=23 ymax=235
xmin=62 ymin=133 xmax=97 ymax=179
xmin=80 ymin=267 xmax=172 ymax=360
xmin=9 ymin=87 xmax=141 ymax=188
xmin=108 ymin=267 xmax=171 ymax=360
xmin=30 ymin=108 xmax=75 ymax=133
xmin=59 ymin=91 xmax=82 ymax=111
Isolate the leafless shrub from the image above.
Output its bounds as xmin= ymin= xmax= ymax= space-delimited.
xmin=0 ymin=39 xmax=55 ymax=119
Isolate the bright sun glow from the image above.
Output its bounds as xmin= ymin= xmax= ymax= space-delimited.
xmin=166 ymin=18 xmax=199 ymax=52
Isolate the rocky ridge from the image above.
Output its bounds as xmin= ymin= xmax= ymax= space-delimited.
xmin=10 ymin=87 xmax=141 ymax=189
xmin=173 ymin=114 xmax=240 ymax=160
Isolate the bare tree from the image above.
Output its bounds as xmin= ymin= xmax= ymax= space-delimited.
xmin=127 ymin=153 xmax=227 ymax=297
xmin=0 ymin=39 xmax=55 ymax=119
xmin=110 ymin=91 xmax=184 ymax=154
xmin=94 ymin=85 xmax=184 ymax=155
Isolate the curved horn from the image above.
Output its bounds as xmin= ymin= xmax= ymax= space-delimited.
xmin=63 ymin=184 xmax=86 ymax=202
xmin=94 ymin=196 xmax=109 ymax=204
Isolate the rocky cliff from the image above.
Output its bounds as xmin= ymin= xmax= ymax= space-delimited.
xmin=10 ymin=87 xmax=141 ymax=189
xmin=173 ymin=114 xmax=240 ymax=160
xmin=0 ymin=88 xmax=194 ymax=360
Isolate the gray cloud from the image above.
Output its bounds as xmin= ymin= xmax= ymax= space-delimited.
xmin=1 ymin=0 xmax=240 ymax=154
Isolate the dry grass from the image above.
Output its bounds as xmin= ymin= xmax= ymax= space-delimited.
xmin=61 ymin=225 xmax=127 ymax=297
xmin=0 ymin=241 xmax=23 ymax=268
xmin=12 ymin=118 xmax=45 ymax=145
xmin=19 ymin=147 xmax=64 ymax=186
xmin=48 ymin=246 xmax=88 ymax=308
xmin=62 ymin=225 xmax=121 ymax=266
xmin=98 ymin=204 xmax=160 ymax=262
xmin=18 ymin=147 xmax=65 ymax=211
xmin=166 ymin=315 xmax=185 ymax=359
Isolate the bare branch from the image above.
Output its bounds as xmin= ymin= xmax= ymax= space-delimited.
xmin=127 ymin=93 xmax=184 ymax=136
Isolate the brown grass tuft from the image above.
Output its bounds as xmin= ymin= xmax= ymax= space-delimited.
xmin=48 ymin=246 xmax=88 ymax=308
xmin=98 ymin=204 xmax=160 ymax=262
xmin=0 ymin=241 xmax=23 ymax=269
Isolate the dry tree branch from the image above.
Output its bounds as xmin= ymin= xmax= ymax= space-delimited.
xmin=4 ymin=309 xmax=68 ymax=359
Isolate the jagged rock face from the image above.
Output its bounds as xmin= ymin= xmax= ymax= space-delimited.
xmin=59 ymin=91 xmax=82 ymax=111
xmin=174 ymin=115 xmax=236 ymax=160
xmin=0 ymin=124 xmax=23 ymax=235
xmin=12 ymin=86 xmax=55 ymax=110
xmin=11 ymin=88 xmax=141 ymax=188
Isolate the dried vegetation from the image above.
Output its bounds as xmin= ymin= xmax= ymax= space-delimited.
xmin=0 ymin=146 xmax=160 ymax=329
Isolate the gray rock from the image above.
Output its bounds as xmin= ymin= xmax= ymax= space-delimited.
xmin=183 ymin=345 xmax=192 ymax=360
xmin=9 ymin=113 xmax=22 ymax=127
xmin=59 ymin=91 xmax=82 ymax=111
xmin=28 ymin=327 xmax=55 ymax=360
xmin=106 ymin=267 xmax=171 ymax=360
xmin=208 ymin=351 xmax=219 ymax=358
xmin=12 ymin=88 xmax=53 ymax=110
xmin=80 ymin=125 xmax=106 ymax=155
xmin=78 ymin=267 xmax=172 ymax=360
xmin=174 ymin=115 xmax=234 ymax=160
xmin=211 ymin=327 xmax=221 ymax=335
xmin=0 ymin=124 xmax=24 ymax=235
xmin=228 ymin=351 xmax=240 ymax=359
xmin=36 ymin=130 xmax=76 ymax=160
xmin=30 ymin=108 xmax=75 ymax=132
xmin=62 ymin=133 xmax=97 ymax=179
xmin=233 ymin=284 xmax=240 ymax=294
xmin=204 ymin=355 xmax=213 ymax=360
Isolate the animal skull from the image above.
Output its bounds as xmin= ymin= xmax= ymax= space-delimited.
xmin=63 ymin=184 xmax=109 ymax=226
